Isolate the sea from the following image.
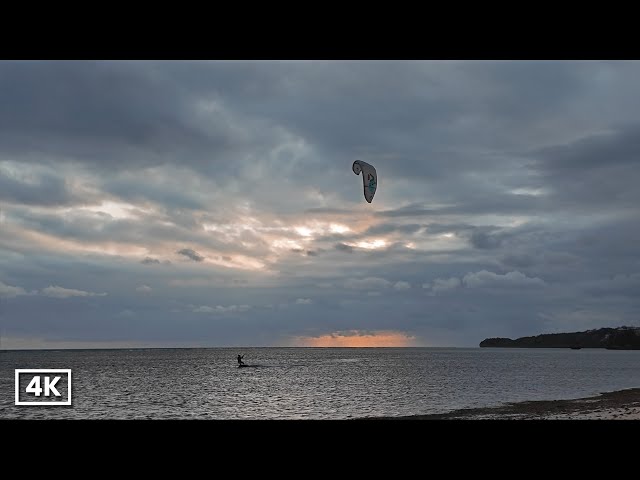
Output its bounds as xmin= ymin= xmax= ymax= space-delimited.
xmin=1 ymin=347 xmax=639 ymax=419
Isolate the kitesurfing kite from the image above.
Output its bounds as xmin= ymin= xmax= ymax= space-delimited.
xmin=352 ymin=160 xmax=377 ymax=203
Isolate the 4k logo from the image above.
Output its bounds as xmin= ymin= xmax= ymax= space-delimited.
xmin=15 ymin=369 xmax=72 ymax=405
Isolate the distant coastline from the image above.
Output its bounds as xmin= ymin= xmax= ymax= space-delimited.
xmin=480 ymin=326 xmax=640 ymax=350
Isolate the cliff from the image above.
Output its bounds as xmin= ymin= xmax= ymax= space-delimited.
xmin=479 ymin=326 xmax=640 ymax=349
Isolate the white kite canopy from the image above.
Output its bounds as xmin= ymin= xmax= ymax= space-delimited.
xmin=352 ymin=160 xmax=377 ymax=203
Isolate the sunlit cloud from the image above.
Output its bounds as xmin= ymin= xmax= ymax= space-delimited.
xmin=394 ymin=281 xmax=411 ymax=290
xmin=191 ymin=304 xmax=251 ymax=314
xmin=76 ymin=200 xmax=145 ymax=220
xmin=41 ymin=285 xmax=107 ymax=299
xmin=462 ymin=270 xmax=546 ymax=289
xmin=354 ymin=239 xmax=387 ymax=250
xmin=329 ymin=223 xmax=351 ymax=234
xmin=271 ymin=238 xmax=305 ymax=251
xmin=509 ymin=187 xmax=549 ymax=196
xmin=295 ymin=226 xmax=313 ymax=237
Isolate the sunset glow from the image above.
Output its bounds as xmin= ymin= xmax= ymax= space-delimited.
xmin=293 ymin=330 xmax=418 ymax=347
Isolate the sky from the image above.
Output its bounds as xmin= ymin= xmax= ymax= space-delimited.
xmin=1 ymin=60 xmax=639 ymax=349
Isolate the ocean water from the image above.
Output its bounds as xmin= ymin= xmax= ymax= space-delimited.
xmin=1 ymin=347 xmax=639 ymax=419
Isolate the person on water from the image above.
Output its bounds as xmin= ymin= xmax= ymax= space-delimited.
xmin=237 ymin=354 xmax=245 ymax=366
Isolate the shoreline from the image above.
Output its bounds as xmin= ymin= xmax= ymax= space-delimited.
xmin=367 ymin=387 xmax=640 ymax=420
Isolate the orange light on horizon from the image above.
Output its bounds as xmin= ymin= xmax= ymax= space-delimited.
xmin=293 ymin=330 xmax=418 ymax=347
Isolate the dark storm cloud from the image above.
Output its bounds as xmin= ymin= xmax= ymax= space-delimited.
xmin=167 ymin=62 xmax=456 ymax=165
xmin=202 ymin=62 xmax=587 ymax=179
xmin=529 ymin=126 xmax=640 ymax=210
xmin=0 ymin=61 xmax=272 ymax=178
xmin=177 ymin=248 xmax=205 ymax=262
xmin=534 ymin=127 xmax=640 ymax=171
xmin=566 ymin=218 xmax=640 ymax=274
xmin=582 ymin=274 xmax=640 ymax=298
xmin=141 ymin=257 xmax=161 ymax=265
xmin=0 ymin=62 xmax=194 ymax=161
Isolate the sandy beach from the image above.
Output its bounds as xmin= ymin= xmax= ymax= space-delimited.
xmin=374 ymin=387 xmax=640 ymax=420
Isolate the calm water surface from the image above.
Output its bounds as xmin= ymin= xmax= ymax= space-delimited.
xmin=1 ymin=347 xmax=639 ymax=419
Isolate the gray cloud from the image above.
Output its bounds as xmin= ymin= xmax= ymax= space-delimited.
xmin=41 ymin=285 xmax=108 ymax=298
xmin=582 ymin=273 xmax=640 ymax=298
xmin=0 ymin=61 xmax=226 ymax=171
xmin=334 ymin=243 xmax=354 ymax=253
xmin=364 ymin=223 xmax=423 ymax=236
xmin=470 ymin=231 xmax=504 ymax=250
xmin=0 ymin=167 xmax=79 ymax=206
xmin=529 ymin=126 xmax=640 ymax=211
xmin=501 ymin=253 xmax=536 ymax=268
xmin=424 ymin=277 xmax=462 ymax=296
xmin=141 ymin=257 xmax=161 ymax=265
xmin=192 ymin=304 xmax=251 ymax=314
xmin=344 ymin=277 xmax=392 ymax=290
xmin=0 ymin=281 xmax=31 ymax=298
xmin=462 ymin=270 xmax=546 ymax=289
xmin=177 ymin=248 xmax=205 ymax=262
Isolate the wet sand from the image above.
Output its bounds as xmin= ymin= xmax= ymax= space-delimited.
xmin=371 ymin=388 xmax=640 ymax=420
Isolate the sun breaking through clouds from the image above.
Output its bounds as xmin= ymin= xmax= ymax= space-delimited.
xmin=293 ymin=330 xmax=419 ymax=347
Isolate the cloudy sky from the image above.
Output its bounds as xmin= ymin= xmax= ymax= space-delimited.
xmin=1 ymin=60 xmax=639 ymax=349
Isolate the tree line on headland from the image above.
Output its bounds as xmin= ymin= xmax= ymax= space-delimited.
xmin=479 ymin=326 xmax=640 ymax=349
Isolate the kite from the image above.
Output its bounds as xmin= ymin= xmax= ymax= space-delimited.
xmin=352 ymin=160 xmax=377 ymax=203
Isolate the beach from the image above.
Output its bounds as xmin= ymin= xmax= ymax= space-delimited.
xmin=382 ymin=387 xmax=640 ymax=420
